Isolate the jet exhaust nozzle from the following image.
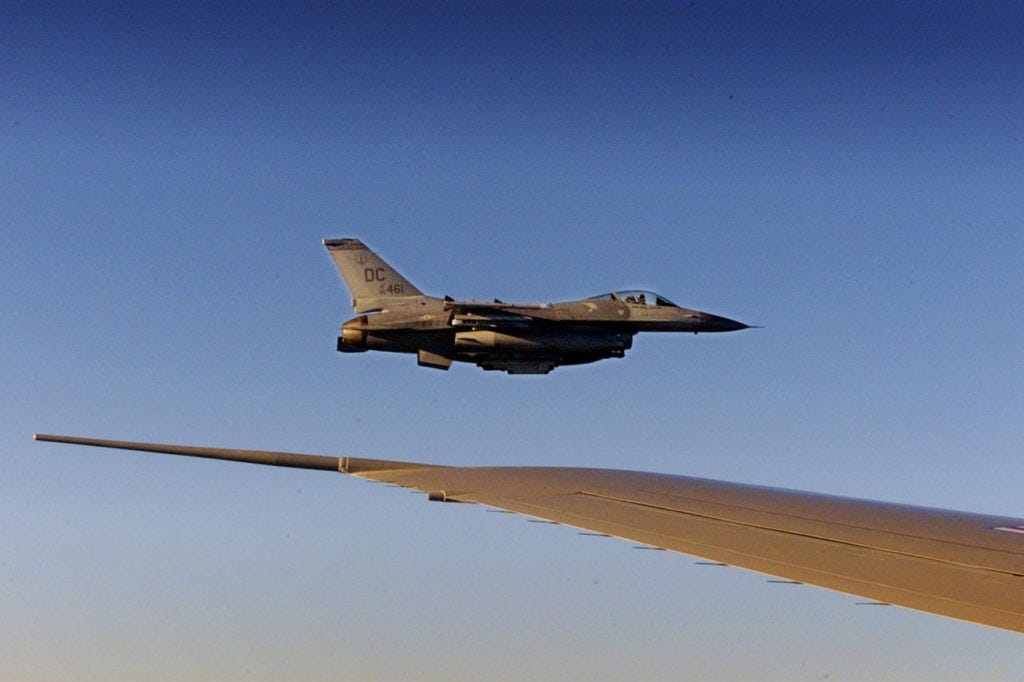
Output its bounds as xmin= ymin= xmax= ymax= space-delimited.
xmin=338 ymin=316 xmax=369 ymax=351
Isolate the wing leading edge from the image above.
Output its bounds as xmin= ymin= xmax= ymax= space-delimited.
xmin=34 ymin=434 xmax=1024 ymax=633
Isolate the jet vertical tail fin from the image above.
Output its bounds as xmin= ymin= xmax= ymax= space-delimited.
xmin=323 ymin=238 xmax=423 ymax=312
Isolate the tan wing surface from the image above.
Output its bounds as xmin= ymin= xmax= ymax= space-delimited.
xmin=34 ymin=435 xmax=1024 ymax=632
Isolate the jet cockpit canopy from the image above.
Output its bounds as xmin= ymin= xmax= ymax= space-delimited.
xmin=589 ymin=291 xmax=680 ymax=308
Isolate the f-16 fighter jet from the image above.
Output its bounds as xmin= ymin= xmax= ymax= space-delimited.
xmin=324 ymin=238 xmax=751 ymax=374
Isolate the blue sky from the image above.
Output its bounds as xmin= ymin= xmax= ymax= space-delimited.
xmin=3 ymin=2 xmax=1022 ymax=679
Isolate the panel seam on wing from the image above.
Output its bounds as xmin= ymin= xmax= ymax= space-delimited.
xmin=577 ymin=491 xmax=1024 ymax=578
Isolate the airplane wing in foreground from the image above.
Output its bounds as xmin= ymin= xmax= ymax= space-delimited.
xmin=34 ymin=434 xmax=1024 ymax=633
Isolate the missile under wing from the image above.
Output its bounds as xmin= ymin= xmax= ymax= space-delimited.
xmin=324 ymin=238 xmax=751 ymax=374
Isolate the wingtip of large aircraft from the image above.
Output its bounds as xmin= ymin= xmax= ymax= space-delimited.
xmin=34 ymin=433 xmax=445 ymax=476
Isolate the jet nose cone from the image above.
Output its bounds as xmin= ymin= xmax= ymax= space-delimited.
xmin=697 ymin=312 xmax=750 ymax=332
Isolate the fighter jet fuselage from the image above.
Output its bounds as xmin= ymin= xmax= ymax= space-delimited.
xmin=326 ymin=238 xmax=749 ymax=374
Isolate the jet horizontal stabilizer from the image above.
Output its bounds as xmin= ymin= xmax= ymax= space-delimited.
xmin=417 ymin=349 xmax=453 ymax=370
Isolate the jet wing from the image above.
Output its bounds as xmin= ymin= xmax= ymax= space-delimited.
xmin=444 ymin=300 xmax=551 ymax=313
xmin=445 ymin=300 xmax=553 ymax=329
xmin=34 ymin=434 xmax=1024 ymax=633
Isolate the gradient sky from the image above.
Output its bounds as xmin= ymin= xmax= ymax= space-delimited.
xmin=3 ymin=2 xmax=1023 ymax=680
